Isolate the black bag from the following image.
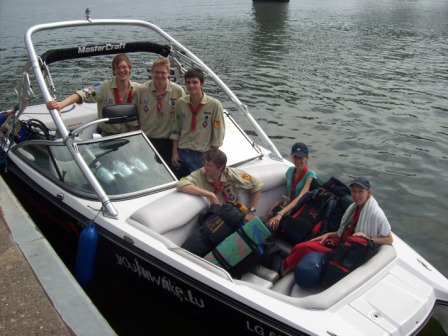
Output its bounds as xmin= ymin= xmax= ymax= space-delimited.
xmin=182 ymin=202 xmax=246 ymax=257
xmin=321 ymin=236 xmax=378 ymax=287
xmin=279 ymin=177 xmax=353 ymax=244
xmin=279 ymin=205 xmax=317 ymax=244
xmin=260 ymin=241 xmax=284 ymax=273
xmin=321 ymin=177 xmax=353 ymax=232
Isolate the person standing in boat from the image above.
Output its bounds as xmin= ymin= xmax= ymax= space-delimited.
xmin=177 ymin=148 xmax=262 ymax=223
xmin=134 ymin=57 xmax=185 ymax=173
xmin=281 ymin=176 xmax=393 ymax=276
xmin=46 ymin=53 xmax=140 ymax=136
xmin=170 ymin=68 xmax=225 ymax=177
xmin=267 ymin=142 xmax=318 ymax=230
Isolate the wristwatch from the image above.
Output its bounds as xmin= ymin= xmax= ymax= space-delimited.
xmin=249 ymin=207 xmax=256 ymax=213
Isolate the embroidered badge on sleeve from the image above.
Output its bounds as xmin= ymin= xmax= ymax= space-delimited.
xmin=242 ymin=173 xmax=251 ymax=180
xmin=83 ymin=83 xmax=101 ymax=98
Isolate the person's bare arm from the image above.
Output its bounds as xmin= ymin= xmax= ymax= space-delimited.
xmin=47 ymin=93 xmax=82 ymax=112
xmin=353 ymin=231 xmax=393 ymax=245
xmin=268 ymin=177 xmax=314 ymax=230
xmin=245 ymin=190 xmax=261 ymax=222
xmin=310 ymin=231 xmax=338 ymax=244
xmin=171 ymin=140 xmax=181 ymax=168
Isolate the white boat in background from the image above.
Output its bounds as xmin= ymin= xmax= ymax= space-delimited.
xmin=1 ymin=10 xmax=447 ymax=336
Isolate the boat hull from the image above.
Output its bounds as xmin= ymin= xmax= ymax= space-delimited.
xmin=1 ymin=166 xmax=304 ymax=336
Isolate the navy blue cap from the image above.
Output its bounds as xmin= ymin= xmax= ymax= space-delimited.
xmin=350 ymin=176 xmax=371 ymax=189
xmin=290 ymin=142 xmax=309 ymax=157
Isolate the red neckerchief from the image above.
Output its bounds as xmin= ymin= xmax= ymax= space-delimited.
xmin=189 ymin=103 xmax=203 ymax=132
xmin=341 ymin=206 xmax=361 ymax=240
xmin=153 ymin=90 xmax=166 ymax=115
xmin=113 ymin=87 xmax=133 ymax=104
xmin=209 ymin=181 xmax=228 ymax=202
xmin=289 ymin=166 xmax=309 ymax=202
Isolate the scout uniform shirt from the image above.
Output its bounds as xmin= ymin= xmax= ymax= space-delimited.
xmin=170 ymin=93 xmax=225 ymax=152
xmin=177 ymin=167 xmax=263 ymax=205
xmin=76 ymin=78 xmax=140 ymax=134
xmin=135 ymin=80 xmax=185 ymax=139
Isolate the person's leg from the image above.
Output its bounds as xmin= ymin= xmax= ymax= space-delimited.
xmin=150 ymin=138 xmax=174 ymax=166
xmin=187 ymin=150 xmax=204 ymax=171
xmin=178 ymin=149 xmax=204 ymax=173
xmin=149 ymin=139 xmax=188 ymax=179
xmin=177 ymin=149 xmax=192 ymax=177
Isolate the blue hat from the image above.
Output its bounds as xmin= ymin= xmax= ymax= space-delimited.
xmin=290 ymin=142 xmax=309 ymax=157
xmin=350 ymin=176 xmax=371 ymax=189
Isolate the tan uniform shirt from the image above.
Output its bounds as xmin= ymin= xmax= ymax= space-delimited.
xmin=177 ymin=167 xmax=263 ymax=205
xmin=170 ymin=93 xmax=225 ymax=152
xmin=76 ymin=78 xmax=140 ymax=134
xmin=135 ymin=80 xmax=185 ymax=139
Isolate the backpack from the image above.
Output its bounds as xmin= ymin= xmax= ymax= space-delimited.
xmin=279 ymin=177 xmax=352 ymax=245
xmin=181 ymin=201 xmax=246 ymax=257
xmin=321 ymin=236 xmax=378 ymax=287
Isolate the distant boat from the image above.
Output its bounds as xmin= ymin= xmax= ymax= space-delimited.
xmin=253 ymin=0 xmax=289 ymax=2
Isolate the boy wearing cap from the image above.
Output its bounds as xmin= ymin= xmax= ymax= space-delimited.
xmin=268 ymin=142 xmax=317 ymax=231
xmin=281 ymin=176 xmax=393 ymax=276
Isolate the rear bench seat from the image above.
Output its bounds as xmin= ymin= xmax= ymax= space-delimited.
xmin=235 ymin=245 xmax=396 ymax=307
xmin=259 ymin=244 xmax=397 ymax=308
xmin=127 ymin=162 xmax=289 ymax=247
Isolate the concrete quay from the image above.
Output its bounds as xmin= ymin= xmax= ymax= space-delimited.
xmin=0 ymin=176 xmax=116 ymax=335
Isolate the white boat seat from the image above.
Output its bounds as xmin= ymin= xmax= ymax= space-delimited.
xmin=130 ymin=163 xmax=289 ymax=247
xmin=271 ymin=244 xmax=397 ymax=309
xmin=130 ymin=191 xmax=208 ymax=246
xmin=241 ymin=273 xmax=274 ymax=289
xmin=17 ymin=147 xmax=36 ymax=161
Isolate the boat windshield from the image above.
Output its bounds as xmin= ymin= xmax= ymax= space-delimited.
xmin=14 ymin=132 xmax=177 ymax=198
xmin=12 ymin=110 xmax=263 ymax=200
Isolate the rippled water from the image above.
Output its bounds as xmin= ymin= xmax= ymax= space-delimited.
xmin=1 ymin=0 xmax=447 ymax=333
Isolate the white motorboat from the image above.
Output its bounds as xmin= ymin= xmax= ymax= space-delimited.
xmin=1 ymin=10 xmax=447 ymax=336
